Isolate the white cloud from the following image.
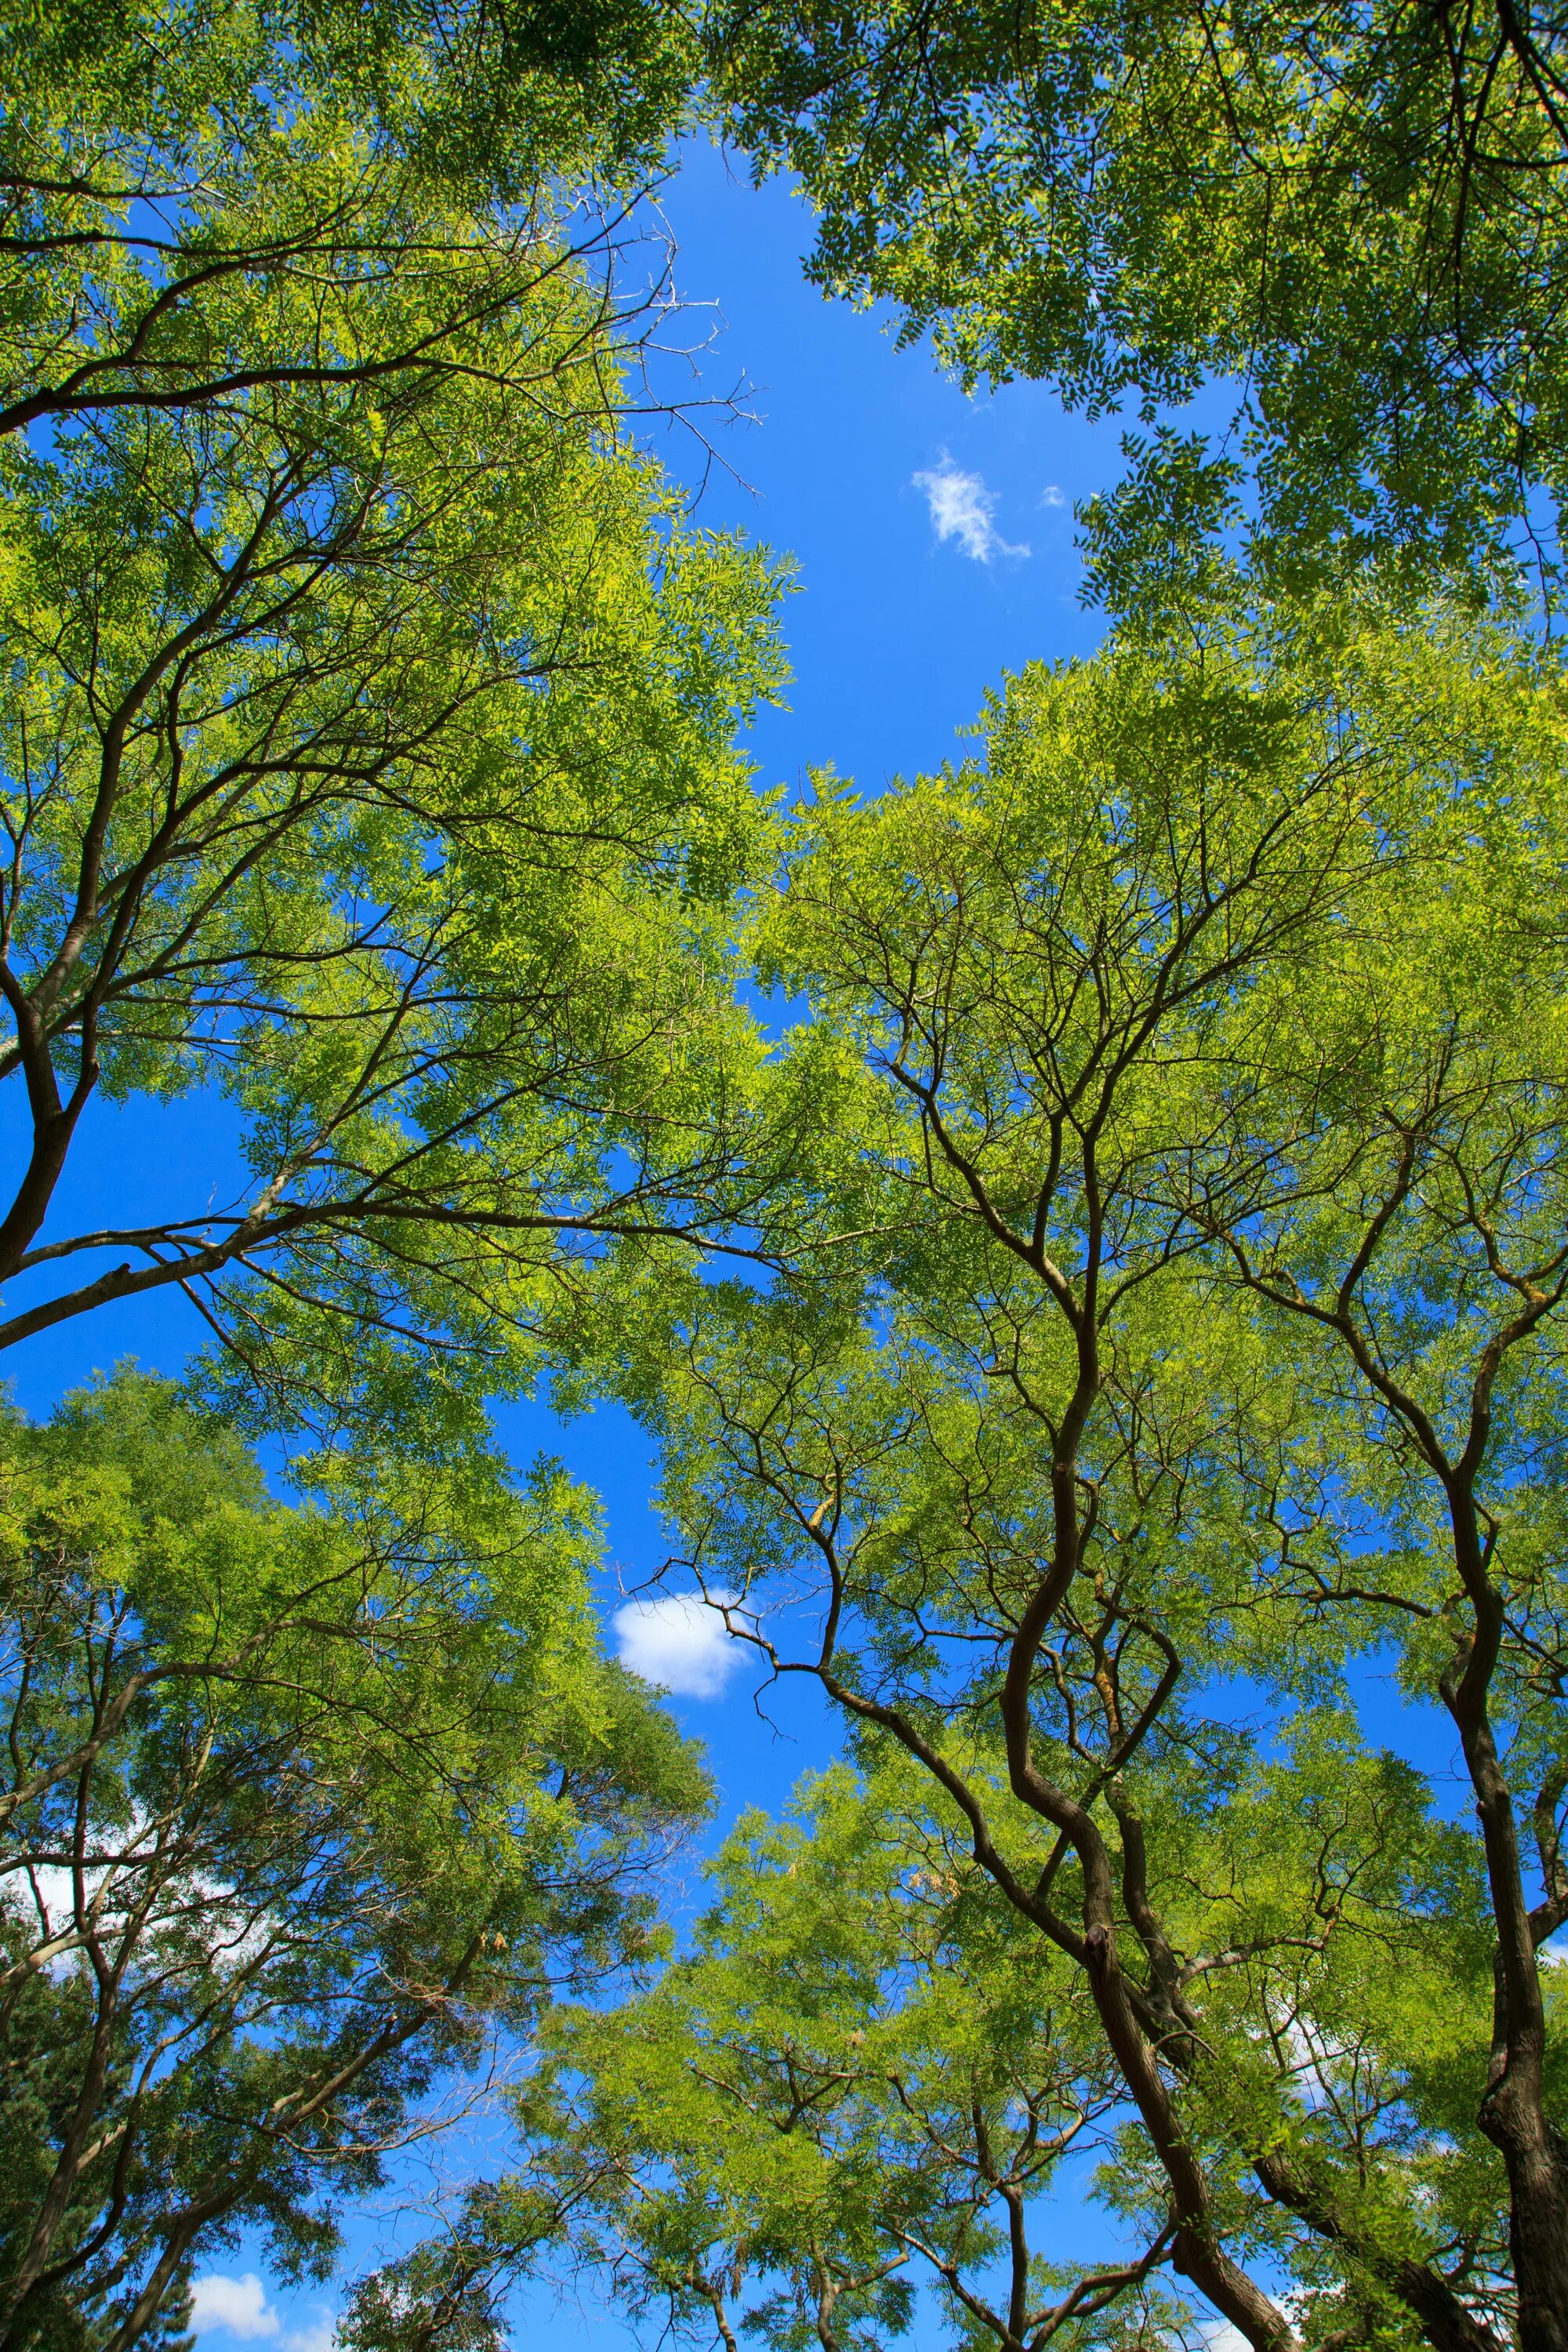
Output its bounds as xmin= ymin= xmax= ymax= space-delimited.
xmin=1199 ymin=2328 xmax=1250 ymax=2352
xmin=1040 ymin=483 xmax=1067 ymax=507
xmin=612 ymin=1591 xmax=743 ymax=1699
xmin=191 ymin=2280 xmax=333 ymax=2352
xmin=912 ymin=455 xmax=1029 ymax=563
xmin=191 ymin=2277 xmax=279 ymax=2340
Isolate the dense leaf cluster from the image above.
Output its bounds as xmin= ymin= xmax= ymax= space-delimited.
xmin=0 ymin=1374 xmax=707 ymax=2352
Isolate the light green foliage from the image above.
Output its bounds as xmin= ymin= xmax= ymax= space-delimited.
xmin=364 ymin=1759 xmax=1188 ymax=2352
xmin=17 ymin=12 xmax=1568 ymax=2349
xmin=0 ymin=1 xmax=789 ymax=1417
xmin=599 ymin=597 xmax=1568 ymax=2348
xmin=0 ymin=0 xmax=699 ymax=481
xmin=638 ymin=1309 xmax=1512 ymax=2345
xmin=0 ymin=1369 xmax=707 ymax=2352
xmin=4 ymin=0 xmax=694 ymax=247
xmin=362 ymin=1743 xmax=1497 ymax=2350
xmin=708 ymin=0 xmax=1568 ymax=590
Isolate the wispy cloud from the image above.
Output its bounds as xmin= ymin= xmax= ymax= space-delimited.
xmin=613 ymin=1591 xmax=743 ymax=1700
xmin=912 ymin=455 xmax=1029 ymax=562
xmin=1040 ymin=484 xmax=1067 ymax=509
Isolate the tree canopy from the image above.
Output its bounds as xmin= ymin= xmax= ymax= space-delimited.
xmin=708 ymin=0 xmax=1568 ymax=591
xmin=483 ymin=1761 xmax=1178 ymax=2352
xmin=11 ymin=5 xmax=1568 ymax=2350
xmin=0 ymin=22 xmax=789 ymax=1428
xmin=0 ymin=1370 xmax=705 ymax=2352
xmin=579 ymin=590 xmax=1568 ymax=2351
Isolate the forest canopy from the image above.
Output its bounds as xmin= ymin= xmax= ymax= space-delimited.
xmin=4 ymin=6 xmax=1568 ymax=2352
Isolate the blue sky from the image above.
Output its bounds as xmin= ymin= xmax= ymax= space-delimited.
xmin=646 ymin=140 xmax=1119 ymax=795
xmin=9 ymin=138 xmax=1249 ymax=2352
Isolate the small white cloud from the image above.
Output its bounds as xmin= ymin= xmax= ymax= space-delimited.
xmin=1040 ymin=484 xmax=1066 ymax=508
xmin=191 ymin=2277 xmax=280 ymax=2341
xmin=912 ymin=454 xmax=1029 ymax=563
xmin=612 ymin=1592 xmax=742 ymax=1699
xmin=1199 ymin=2328 xmax=1250 ymax=2352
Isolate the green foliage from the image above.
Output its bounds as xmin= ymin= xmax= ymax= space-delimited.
xmin=363 ymin=1742 xmax=1504 ymax=2350
xmin=361 ymin=1759 xmax=1160 ymax=2352
xmin=595 ymin=594 xmax=1568 ymax=2347
xmin=0 ymin=23 xmax=789 ymax=1416
xmin=0 ymin=1369 xmax=707 ymax=2352
xmin=17 ymin=12 xmax=1568 ymax=2348
xmin=5 ymin=0 xmax=694 ymax=225
xmin=708 ymin=0 xmax=1568 ymax=591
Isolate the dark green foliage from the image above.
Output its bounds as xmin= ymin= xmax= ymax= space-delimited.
xmin=0 ymin=1372 xmax=707 ymax=2352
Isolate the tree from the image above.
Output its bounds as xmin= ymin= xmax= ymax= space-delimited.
xmin=5 ymin=0 xmax=695 ymax=430
xmin=343 ymin=1760 xmax=1198 ymax=2352
xmin=707 ymin=0 xmax=1568 ymax=592
xmin=1163 ymin=708 xmax=1568 ymax=2339
xmin=0 ymin=108 xmax=786 ymax=1417
xmin=600 ymin=595 xmax=1568 ymax=2349
xmin=0 ymin=1368 xmax=707 ymax=2352
xmin=0 ymin=0 xmax=794 ymax=1433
